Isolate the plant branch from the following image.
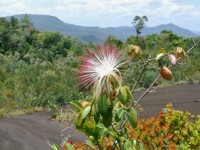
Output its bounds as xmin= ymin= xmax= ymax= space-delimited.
xmin=134 ymin=41 xmax=198 ymax=108
xmin=132 ymin=56 xmax=154 ymax=94
xmin=134 ymin=75 xmax=161 ymax=108
xmin=131 ymin=64 xmax=145 ymax=94
xmin=119 ymin=117 xmax=128 ymax=132
xmin=111 ymin=124 xmax=122 ymax=150
xmin=119 ymin=114 xmax=125 ymax=132
xmin=95 ymin=137 xmax=102 ymax=150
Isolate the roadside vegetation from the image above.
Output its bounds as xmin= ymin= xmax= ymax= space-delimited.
xmin=1 ymin=16 xmax=200 ymax=150
xmin=0 ymin=16 xmax=200 ymax=117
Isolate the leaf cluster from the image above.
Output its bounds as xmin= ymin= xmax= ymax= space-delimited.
xmin=129 ymin=104 xmax=200 ymax=150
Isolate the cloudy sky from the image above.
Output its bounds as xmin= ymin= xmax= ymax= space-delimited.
xmin=0 ymin=0 xmax=200 ymax=31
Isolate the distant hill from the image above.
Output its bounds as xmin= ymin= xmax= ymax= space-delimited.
xmin=193 ymin=31 xmax=200 ymax=36
xmin=7 ymin=14 xmax=198 ymax=43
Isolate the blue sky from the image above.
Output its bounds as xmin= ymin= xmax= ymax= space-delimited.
xmin=0 ymin=0 xmax=200 ymax=31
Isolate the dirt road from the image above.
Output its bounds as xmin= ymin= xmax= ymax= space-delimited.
xmin=0 ymin=110 xmax=87 ymax=150
xmin=0 ymin=83 xmax=200 ymax=150
xmin=134 ymin=83 xmax=200 ymax=118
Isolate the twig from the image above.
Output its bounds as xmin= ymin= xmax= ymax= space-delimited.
xmin=134 ymin=40 xmax=198 ymax=108
xmin=131 ymin=56 xmax=154 ymax=94
xmin=119 ymin=114 xmax=125 ymax=131
xmin=119 ymin=117 xmax=128 ymax=132
xmin=148 ymin=87 xmax=157 ymax=93
xmin=131 ymin=65 xmax=145 ymax=94
xmin=111 ymin=124 xmax=122 ymax=150
xmin=134 ymin=75 xmax=161 ymax=107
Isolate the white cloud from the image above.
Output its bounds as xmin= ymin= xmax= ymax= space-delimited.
xmin=0 ymin=0 xmax=200 ymax=30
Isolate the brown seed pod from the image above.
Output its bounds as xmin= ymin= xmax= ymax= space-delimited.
xmin=160 ymin=66 xmax=173 ymax=80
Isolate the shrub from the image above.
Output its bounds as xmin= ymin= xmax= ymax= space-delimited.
xmin=52 ymin=39 xmax=199 ymax=150
xmin=129 ymin=103 xmax=200 ymax=150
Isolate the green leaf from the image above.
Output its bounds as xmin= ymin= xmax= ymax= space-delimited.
xmin=118 ymin=86 xmax=126 ymax=104
xmin=74 ymin=113 xmax=83 ymax=129
xmin=83 ymin=119 xmax=96 ymax=136
xmin=69 ymin=100 xmax=82 ymax=110
xmin=93 ymin=111 xmax=100 ymax=123
xmin=51 ymin=144 xmax=60 ymax=150
xmin=86 ymin=140 xmax=97 ymax=150
xmin=125 ymin=86 xmax=133 ymax=100
xmin=115 ymin=108 xmax=125 ymax=122
xmin=137 ymin=141 xmax=145 ymax=150
xmin=102 ymin=107 xmax=113 ymax=127
xmin=98 ymin=128 xmax=110 ymax=138
xmin=118 ymin=86 xmax=132 ymax=105
xmin=123 ymin=141 xmax=136 ymax=150
xmin=126 ymin=108 xmax=138 ymax=128
xmin=110 ymin=130 xmax=118 ymax=138
xmin=131 ymin=139 xmax=137 ymax=146
xmin=96 ymin=123 xmax=106 ymax=129
xmin=81 ymin=106 xmax=91 ymax=120
xmin=65 ymin=143 xmax=74 ymax=150
xmin=96 ymin=93 xmax=108 ymax=116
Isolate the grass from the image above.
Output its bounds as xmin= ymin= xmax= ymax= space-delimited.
xmin=0 ymin=107 xmax=44 ymax=118
xmin=51 ymin=105 xmax=76 ymax=123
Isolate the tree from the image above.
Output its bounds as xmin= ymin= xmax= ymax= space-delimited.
xmin=105 ymin=35 xmax=123 ymax=48
xmin=132 ymin=16 xmax=148 ymax=42
xmin=10 ymin=16 xmax=19 ymax=28
xmin=0 ymin=18 xmax=10 ymax=52
xmin=20 ymin=14 xmax=33 ymax=29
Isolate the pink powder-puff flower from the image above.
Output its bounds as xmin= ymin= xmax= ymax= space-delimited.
xmin=78 ymin=45 xmax=125 ymax=99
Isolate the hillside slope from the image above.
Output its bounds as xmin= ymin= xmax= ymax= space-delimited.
xmin=8 ymin=14 xmax=197 ymax=43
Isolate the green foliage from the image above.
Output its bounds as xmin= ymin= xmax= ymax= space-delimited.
xmin=0 ymin=16 xmax=87 ymax=116
xmin=59 ymin=33 xmax=199 ymax=149
xmin=0 ymin=54 xmax=84 ymax=116
xmin=124 ymin=32 xmax=200 ymax=89
xmin=68 ymin=45 xmax=142 ymax=150
xmin=126 ymin=107 xmax=138 ymax=128
xmin=96 ymin=93 xmax=108 ymax=116
xmin=104 ymin=35 xmax=123 ymax=49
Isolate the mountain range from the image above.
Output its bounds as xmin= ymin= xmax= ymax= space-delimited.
xmin=7 ymin=14 xmax=199 ymax=43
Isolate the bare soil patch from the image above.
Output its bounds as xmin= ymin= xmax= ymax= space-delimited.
xmin=0 ymin=84 xmax=199 ymax=150
xmin=135 ymin=83 xmax=200 ymax=118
